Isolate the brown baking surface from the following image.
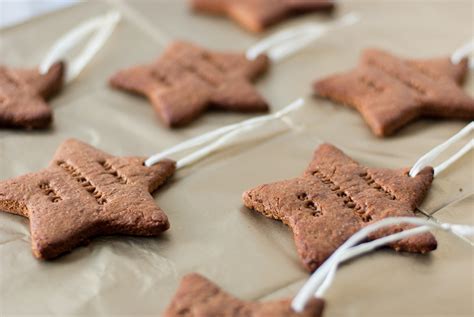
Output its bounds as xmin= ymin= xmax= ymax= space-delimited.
xmin=0 ymin=0 xmax=472 ymax=316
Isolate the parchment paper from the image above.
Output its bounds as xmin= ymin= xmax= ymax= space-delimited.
xmin=0 ymin=0 xmax=473 ymax=316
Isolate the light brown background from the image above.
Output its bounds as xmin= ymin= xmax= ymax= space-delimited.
xmin=0 ymin=0 xmax=473 ymax=316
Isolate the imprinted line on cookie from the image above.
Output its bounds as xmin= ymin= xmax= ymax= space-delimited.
xmin=57 ymin=160 xmax=108 ymax=205
xmin=364 ymin=55 xmax=429 ymax=95
xmin=311 ymin=169 xmax=372 ymax=222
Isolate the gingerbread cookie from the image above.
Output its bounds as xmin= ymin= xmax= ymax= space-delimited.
xmin=110 ymin=41 xmax=269 ymax=127
xmin=0 ymin=62 xmax=64 ymax=129
xmin=191 ymin=0 xmax=335 ymax=33
xmin=0 ymin=139 xmax=175 ymax=259
xmin=243 ymin=143 xmax=437 ymax=272
xmin=163 ymin=273 xmax=324 ymax=316
xmin=314 ymin=49 xmax=474 ymax=136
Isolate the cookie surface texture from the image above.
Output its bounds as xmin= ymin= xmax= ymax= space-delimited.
xmin=0 ymin=139 xmax=175 ymax=259
xmin=191 ymin=0 xmax=335 ymax=32
xmin=0 ymin=62 xmax=64 ymax=129
xmin=163 ymin=273 xmax=325 ymax=317
xmin=314 ymin=49 xmax=474 ymax=136
xmin=110 ymin=41 xmax=269 ymax=127
xmin=242 ymin=143 xmax=437 ymax=272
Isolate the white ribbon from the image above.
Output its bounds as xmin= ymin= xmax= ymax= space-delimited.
xmin=451 ymin=38 xmax=474 ymax=69
xmin=246 ymin=12 xmax=359 ymax=62
xmin=40 ymin=11 xmax=121 ymax=83
xmin=409 ymin=122 xmax=474 ymax=177
xmin=292 ymin=216 xmax=474 ymax=312
xmin=145 ymin=98 xmax=305 ymax=169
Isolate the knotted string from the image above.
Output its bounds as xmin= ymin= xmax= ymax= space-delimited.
xmin=145 ymin=98 xmax=305 ymax=169
xmin=409 ymin=122 xmax=473 ymax=177
xmin=246 ymin=12 xmax=359 ymax=62
xmin=292 ymin=216 xmax=474 ymax=312
xmin=40 ymin=11 xmax=121 ymax=83
xmin=451 ymin=38 xmax=474 ymax=69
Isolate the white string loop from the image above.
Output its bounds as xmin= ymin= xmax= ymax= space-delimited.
xmin=144 ymin=98 xmax=305 ymax=168
xmin=451 ymin=38 xmax=474 ymax=69
xmin=40 ymin=11 xmax=121 ymax=83
xmin=246 ymin=12 xmax=359 ymax=62
xmin=409 ymin=122 xmax=474 ymax=177
xmin=291 ymin=216 xmax=474 ymax=312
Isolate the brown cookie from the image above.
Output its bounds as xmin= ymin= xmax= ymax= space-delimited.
xmin=110 ymin=41 xmax=269 ymax=127
xmin=191 ymin=0 xmax=335 ymax=33
xmin=0 ymin=139 xmax=175 ymax=260
xmin=0 ymin=62 xmax=64 ymax=129
xmin=163 ymin=273 xmax=325 ymax=317
xmin=314 ymin=49 xmax=474 ymax=136
xmin=242 ymin=143 xmax=437 ymax=272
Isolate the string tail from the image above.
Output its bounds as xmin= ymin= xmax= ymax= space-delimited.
xmin=144 ymin=98 xmax=305 ymax=168
xmin=409 ymin=121 xmax=474 ymax=177
xmin=451 ymin=38 xmax=474 ymax=68
xmin=246 ymin=12 xmax=359 ymax=62
xmin=40 ymin=11 xmax=121 ymax=83
xmin=291 ymin=217 xmax=474 ymax=313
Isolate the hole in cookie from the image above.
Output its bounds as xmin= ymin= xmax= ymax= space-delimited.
xmin=78 ymin=177 xmax=87 ymax=183
xmin=297 ymin=192 xmax=307 ymax=200
xmin=336 ymin=190 xmax=347 ymax=198
xmin=372 ymin=183 xmax=381 ymax=189
xmin=304 ymin=201 xmax=322 ymax=217
xmin=346 ymin=202 xmax=356 ymax=209
xmin=305 ymin=201 xmax=317 ymax=210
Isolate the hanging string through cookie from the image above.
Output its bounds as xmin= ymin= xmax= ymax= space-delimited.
xmin=409 ymin=121 xmax=474 ymax=177
xmin=291 ymin=216 xmax=474 ymax=312
xmin=451 ymin=38 xmax=474 ymax=69
xmin=246 ymin=12 xmax=359 ymax=62
xmin=40 ymin=11 xmax=121 ymax=83
xmin=145 ymin=98 xmax=305 ymax=168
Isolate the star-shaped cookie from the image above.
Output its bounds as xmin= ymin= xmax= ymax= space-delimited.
xmin=191 ymin=0 xmax=335 ymax=33
xmin=314 ymin=49 xmax=474 ymax=136
xmin=110 ymin=41 xmax=269 ymax=127
xmin=0 ymin=139 xmax=175 ymax=260
xmin=163 ymin=273 xmax=325 ymax=317
xmin=0 ymin=62 xmax=64 ymax=129
xmin=243 ymin=143 xmax=437 ymax=272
